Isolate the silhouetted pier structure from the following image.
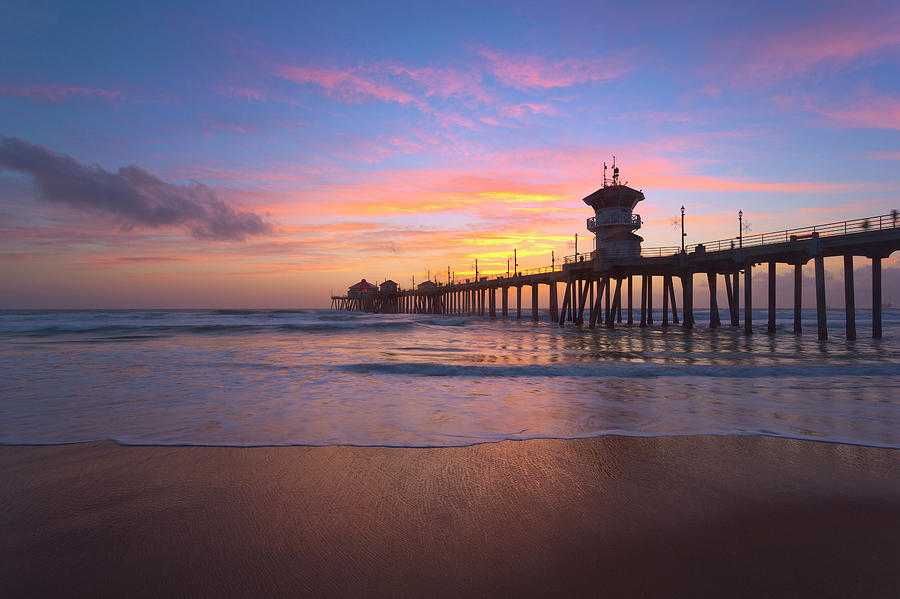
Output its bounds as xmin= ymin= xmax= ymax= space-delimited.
xmin=331 ymin=169 xmax=898 ymax=339
xmin=331 ymin=211 xmax=899 ymax=339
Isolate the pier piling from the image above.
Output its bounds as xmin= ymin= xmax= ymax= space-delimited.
xmin=794 ymin=264 xmax=802 ymax=334
xmin=744 ymin=266 xmax=752 ymax=335
xmin=873 ymin=257 xmax=882 ymax=339
xmin=844 ymin=256 xmax=856 ymax=340
xmin=708 ymin=272 xmax=720 ymax=328
xmin=768 ymin=261 xmax=776 ymax=334
xmin=815 ymin=256 xmax=827 ymax=340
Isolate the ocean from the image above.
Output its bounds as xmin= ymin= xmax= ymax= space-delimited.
xmin=1 ymin=308 xmax=898 ymax=448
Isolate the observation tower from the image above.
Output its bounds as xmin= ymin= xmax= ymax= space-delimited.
xmin=582 ymin=159 xmax=643 ymax=257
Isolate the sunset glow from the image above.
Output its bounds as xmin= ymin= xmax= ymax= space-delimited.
xmin=1 ymin=0 xmax=898 ymax=307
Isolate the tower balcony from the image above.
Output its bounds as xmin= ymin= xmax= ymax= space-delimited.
xmin=587 ymin=213 xmax=641 ymax=233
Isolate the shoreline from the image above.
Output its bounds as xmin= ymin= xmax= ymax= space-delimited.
xmin=3 ymin=435 xmax=899 ymax=598
xmin=3 ymin=430 xmax=898 ymax=450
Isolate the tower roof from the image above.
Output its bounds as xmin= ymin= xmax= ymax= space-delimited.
xmin=582 ymin=184 xmax=644 ymax=210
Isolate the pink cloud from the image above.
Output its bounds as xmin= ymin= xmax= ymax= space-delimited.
xmin=207 ymin=120 xmax=258 ymax=135
xmin=216 ymin=86 xmax=266 ymax=101
xmin=273 ymin=64 xmax=420 ymax=106
xmin=868 ymin=150 xmax=900 ymax=160
xmin=379 ymin=63 xmax=492 ymax=103
xmin=499 ymin=103 xmax=563 ymax=119
xmin=478 ymin=48 xmax=629 ymax=90
xmin=807 ymin=92 xmax=900 ymax=130
xmin=721 ymin=10 xmax=900 ymax=88
xmin=0 ymin=84 xmax=121 ymax=102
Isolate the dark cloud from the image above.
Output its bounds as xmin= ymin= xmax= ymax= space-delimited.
xmin=0 ymin=135 xmax=273 ymax=241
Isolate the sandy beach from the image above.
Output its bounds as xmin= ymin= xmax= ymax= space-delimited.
xmin=2 ymin=435 xmax=898 ymax=598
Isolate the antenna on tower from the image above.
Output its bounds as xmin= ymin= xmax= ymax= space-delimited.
xmin=603 ymin=162 xmax=608 ymax=187
xmin=612 ymin=156 xmax=619 ymax=185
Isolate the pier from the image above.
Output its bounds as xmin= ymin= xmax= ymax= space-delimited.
xmin=332 ymin=171 xmax=899 ymax=339
xmin=332 ymin=211 xmax=899 ymax=339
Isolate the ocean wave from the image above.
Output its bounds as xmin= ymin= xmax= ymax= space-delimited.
xmin=9 ymin=320 xmax=419 ymax=338
xmin=336 ymin=361 xmax=900 ymax=379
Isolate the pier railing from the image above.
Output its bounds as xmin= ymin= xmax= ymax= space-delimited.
xmin=398 ymin=213 xmax=899 ymax=287
xmin=564 ymin=212 xmax=899 ymax=263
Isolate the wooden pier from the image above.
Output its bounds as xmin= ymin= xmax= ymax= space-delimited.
xmin=331 ymin=213 xmax=900 ymax=339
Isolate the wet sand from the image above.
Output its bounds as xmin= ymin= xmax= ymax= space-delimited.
xmin=2 ymin=435 xmax=898 ymax=598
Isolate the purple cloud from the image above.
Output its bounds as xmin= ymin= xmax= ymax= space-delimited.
xmin=0 ymin=136 xmax=273 ymax=241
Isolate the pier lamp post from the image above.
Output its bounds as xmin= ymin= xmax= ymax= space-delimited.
xmin=681 ymin=206 xmax=686 ymax=253
xmin=739 ymin=210 xmax=743 ymax=248
xmin=575 ymin=233 xmax=578 ymax=259
xmin=507 ymin=259 xmax=510 ymax=277
xmin=552 ymin=251 xmax=555 ymax=270
xmin=514 ymin=248 xmax=517 ymax=276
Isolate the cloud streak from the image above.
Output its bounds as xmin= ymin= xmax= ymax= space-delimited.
xmin=0 ymin=136 xmax=273 ymax=241
xmin=478 ymin=48 xmax=629 ymax=90
xmin=0 ymin=84 xmax=121 ymax=102
xmin=719 ymin=9 xmax=900 ymax=88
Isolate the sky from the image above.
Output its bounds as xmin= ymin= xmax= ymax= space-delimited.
xmin=1 ymin=0 xmax=898 ymax=308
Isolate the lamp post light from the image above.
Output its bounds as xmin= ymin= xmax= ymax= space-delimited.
xmin=739 ymin=210 xmax=743 ymax=248
xmin=680 ymin=205 xmax=686 ymax=253
xmin=575 ymin=233 xmax=578 ymax=259
xmin=514 ymin=248 xmax=517 ymax=276
xmin=551 ymin=251 xmax=555 ymax=270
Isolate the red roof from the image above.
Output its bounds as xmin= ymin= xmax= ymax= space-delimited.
xmin=349 ymin=279 xmax=378 ymax=291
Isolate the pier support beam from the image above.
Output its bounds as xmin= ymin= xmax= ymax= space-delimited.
xmin=640 ymin=275 xmax=648 ymax=327
xmin=815 ymin=255 xmax=827 ymax=340
xmin=532 ymin=284 xmax=539 ymax=321
xmin=662 ymin=276 xmax=670 ymax=326
xmin=627 ymin=276 xmax=633 ymax=324
xmin=744 ymin=266 xmax=752 ymax=335
xmin=683 ymin=272 xmax=694 ymax=328
xmin=708 ymin=272 xmax=720 ymax=328
xmin=647 ymin=276 xmax=654 ymax=325
xmin=617 ymin=278 xmax=623 ymax=323
xmin=489 ymin=288 xmax=496 ymax=318
xmin=589 ymin=281 xmax=594 ymax=323
xmin=731 ymin=271 xmax=740 ymax=327
xmin=669 ymin=277 xmax=679 ymax=324
xmin=589 ymin=276 xmax=605 ymax=329
xmin=794 ymin=265 xmax=802 ymax=334
xmin=549 ymin=282 xmax=559 ymax=324
xmin=604 ymin=276 xmax=612 ymax=325
xmin=502 ymin=286 xmax=508 ymax=318
xmin=608 ymin=278 xmax=622 ymax=329
xmin=873 ymin=256 xmax=882 ymax=339
xmin=768 ymin=261 xmax=776 ymax=334
xmin=516 ymin=286 xmax=522 ymax=319
xmin=844 ymin=255 xmax=856 ymax=340
xmin=577 ymin=276 xmax=591 ymax=325
xmin=558 ymin=279 xmax=572 ymax=328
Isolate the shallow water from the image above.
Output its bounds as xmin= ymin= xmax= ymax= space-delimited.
xmin=1 ymin=308 xmax=898 ymax=447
